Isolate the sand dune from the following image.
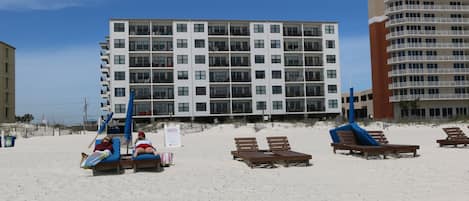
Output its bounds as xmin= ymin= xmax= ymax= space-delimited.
xmin=1 ymin=123 xmax=468 ymax=201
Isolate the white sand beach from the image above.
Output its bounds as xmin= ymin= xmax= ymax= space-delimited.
xmin=1 ymin=123 xmax=469 ymax=201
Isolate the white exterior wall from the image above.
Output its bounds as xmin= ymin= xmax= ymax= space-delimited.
xmin=322 ymin=23 xmax=342 ymax=114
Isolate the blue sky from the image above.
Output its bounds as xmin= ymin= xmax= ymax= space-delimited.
xmin=0 ymin=0 xmax=371 ymax=124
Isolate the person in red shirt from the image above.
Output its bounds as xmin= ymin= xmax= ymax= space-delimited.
xmin=133 ymin=131 xmax=158 ymax=157
xmin=80 ymin=136 xmax=114 ymax=168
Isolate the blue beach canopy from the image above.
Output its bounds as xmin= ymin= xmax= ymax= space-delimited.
xmin=97 ymin=112 xmax=113 ymax=134
xmin=123 ymin=91 xmax=135 ymax=142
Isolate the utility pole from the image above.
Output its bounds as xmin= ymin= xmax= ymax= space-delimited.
xmin=83 ymin=97 xmax=88 ymax=135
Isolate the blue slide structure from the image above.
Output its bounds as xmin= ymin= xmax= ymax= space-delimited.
xmin=329 ymin=88 xmax=379 ymax=146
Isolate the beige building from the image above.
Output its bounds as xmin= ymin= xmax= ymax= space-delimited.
xmin=342 ymin=89 xmax=374 ymax=119
xmin=0 ymin=41 xmax=15 ymax=123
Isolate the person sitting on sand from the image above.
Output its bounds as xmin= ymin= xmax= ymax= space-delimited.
xmin=80 ymin=136 xmax=114 ymax=168
xmin=133 ymin=131 xmax=158 ymax=157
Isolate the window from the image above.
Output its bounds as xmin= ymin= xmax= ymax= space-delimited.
xmin=254 ymin=24 xmax=264 ymax=33
xmin=256 ymin=101 xmax=267 ymax=110
xmin=255 ymin=55 xmax=265 ymax=64
xmin=325 ymin=25 xmax=335 ymax=34
xmin=195 ymin=71 xmax=206 ymax=80
xmin=195 ymin=39 xmax=205 ymax=48
xmin=5 ymin=63 xmax=8 ymax=73
xmin=327 ymin=70 xmax=337 ymax=78
xmin=272 ymin=86 xmax=282 ymax=94
xmin=115 ymin=88 xmax=125 ymax=97
xmin=115 ymin=104 xmax=126 ymax=113
xmin=177 ymin=55 xmax=188 ymax=64
xmin=177 ymin=39 xmax=188 ymax=48
xmin=114 ymin=55 xmax=125 ymax=64
xmin=328 ymin=99 xmax=338 ymax=109
xmin=177 ymin=71 xmax=188 ymax=80
xmin=326 ymin=40 xmax=335 ymax=48
xmin=272 ymin=70 xmax=282 ymax=79
xmin=254 ymin=40 xmax=264 ymax=48
xmin=177 ymin=24 xmax=187 ymax=32
xmin=195 ymin=55 xmax=206 ymax=64
xmin=326 ymin=55 xmax=336 ymax=64
xmin=178 ymin=103 xmax=189 ymax=112
xmin=273 ymin=101 xmax=283 ymax=110
xmin=270 ymin=24 xmax=280 ymax=33
xmin=255 ymin=71 xmax=265 ymax=79
xmin=196 ymin=103 xmax=206 ymax=111
xmin=178 ymin=87 xmax=189 ymax=96
xmin=196 ymin=87 xmax=206 ymax=95
xmin=114 ymin=39 xmax=125 ymax=48
xmin=271 ymin=55 xmax=281 ymax=64
xmin=114 ymin=23 xmax=125 ymax=32
xmin=194 ymin=24 xmax=205 ymax=32
xmin=256 ymin=86 xmax=266 ymax=94
xmin=114 ymin=71 xmax=125 ymax=80
xmin=271 ymin=40 xmax=281 ymax=48
xmin=328 ymin=85 xmax=337 ymax=93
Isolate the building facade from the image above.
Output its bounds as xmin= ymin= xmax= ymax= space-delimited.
xmin=341 ymin=89 xmax=374 ymax=120
xmin=369 ymin=0 xmax=469 ymax=119
xmin=100 ymin=19 xmax=341 ymax=121
xmin=0 ymin=41 xmax=15 ymax=123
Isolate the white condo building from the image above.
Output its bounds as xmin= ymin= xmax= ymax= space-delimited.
xmin=100 ymin=19 xmax=341 ymax=122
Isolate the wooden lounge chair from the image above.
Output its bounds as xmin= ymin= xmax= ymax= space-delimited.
xmin=437 ymin=127 xmax=469 ymax=147
xmin=231 ymin=137 xmax=278 ymax=168
xmin=368 ymin=130 xmax=419 ymax=157
xmin=331 ymin=131 xmax=388 ymax=159
xmin=132 ymin=153 xmax=163 ymax=173
xmin=266 ymin=136 xmax=312 ymax=167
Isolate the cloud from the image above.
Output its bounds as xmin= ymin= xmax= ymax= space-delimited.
xmin=16 ymin=44 xmax=102 ymax=124
xmin=339 ymin=35 xmax=372 ymax=92
xmin=0 ymin=0 xmax=102 ymax=10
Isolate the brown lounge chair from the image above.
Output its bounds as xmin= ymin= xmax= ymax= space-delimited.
xmin=231 ymin=137 xmax=278 ymax=168
xmin=437 ymin=127 xmax=469 ymax=147
xmin=331 ymin=130 xmax=388 ymax=159
xmin=266 ymin=136 xmax=312 ymax=167
xmin=367 ymin=130 xmax=419 ymax=157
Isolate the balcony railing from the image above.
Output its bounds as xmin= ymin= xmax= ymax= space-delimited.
xmin=230 ymin=27 xmax=249 ymax=36
xmin=388 ymin=56 xmax=469 ymax=64
xmin=152 ymin=43 xmax=173 ymax=51
xmin=285 ymin=60 xmax=303 ymax=66
xmin=389 ymin=81 xmax=469 ymax=89
xmin=387 ymin=43 xmax=469 ymax=51
xmin=209 ymin=45 xmax=229 ymax=51
xmin=387 ymin=30 xmax=469 ymax=39
xmin=386 ymin=17 xmax=469 ymax=27
xmin=286 ymin=91 xmax=305 ymax=97
xmin=152 ymin=25 xmax=173 ymax=35
xmin=390 ymin=94 xmax=469 ymax=102
xmin=304 ymin=30 xmax=322 ymax=37
xmin=208 ymin=26 xmax=228 ymax=35
xmin=210 ymin=92 xmax=230 ymax=98
xmin=389 ymin=68 xmax=469 ymax=76
xmin=230 ymin=45 xmax=250 ymax=51
xmin=386 ymin=4 xmax=469 ymax=14
xmin=130 ymin=62 xmax=151 ymax=67
xmin=306 ymin=90 xmax=324 ymax=97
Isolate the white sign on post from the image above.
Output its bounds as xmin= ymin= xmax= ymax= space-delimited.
xmin=164 ymin=124 xmax=181 ymax=148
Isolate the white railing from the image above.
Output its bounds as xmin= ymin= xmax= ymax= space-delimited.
xmin=388 ymin=56 xmax=469 ymax=64
xmin=386 ymin=30 xmax=469 ymax=39
xmin=388 ymin=68 xmax=469 ymax=76
xmin=389 ymin=81 xmax=469 ymax=89
xmin=387 ymin=43 xmax=469 ymax=51
xmin=386 ymin=4 xmax=469 ymax=14
xmin=387 ymin=17 xmax=469 ymax=27
xmin=390 ymin=94 xmax=469 ymax=102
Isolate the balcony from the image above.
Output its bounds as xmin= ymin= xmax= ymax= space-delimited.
xmin=305 ymin=56 xmax=323 ymax=66
xmin=232 ymin=101 xmax=252 ymax=113
xmin=129 ymin=41 xmax=150 ymax=51
xmin=210 ymin=87 xmax=230 ymax=98
xmin=386 ymin=17 xmax=469 ymax=27
xmin=129 ymin=25 xmax=150 ymax=35
xmin=152 ymin=41 xmax=173 ymax=51
xmin=133 ymin=102 xmax=152 ymax=116
xmin=306 ymin=85 xmax=324 ymax=96
xmin=307 ymin=100 xmax=325 ymax=112
xmin=100 ymin=77 xmax=110 ymax=86
xmin=231 ymin=71 xmax=251 ymax=82
xmin=130 ymin=72 xmax=151 ymax=84
xmin=152 ymin=72 xmax=173 ymax=83
xmin=152 ymin=56 xmax=173 ymax=67
xmin=387 ymin=43 xmax=469 ymax=51
xmin=389 ymin=81 xmax=469 ymax=89
xmin=303 ymin=27 xmax=322 ymax=37
xmin=209 ymin=56 xmax=229 ymax=67
xmin=232 ymin=86 xmax=252 ymax=98
xmin=286 ymin=99 xmax=305 ymax=112
xmin=304 ymin=41 xmax=322 ymax=51
xmin=209 ymin=72 xmax=230 ymax=82
xmin=386 ymin=30 xmax=469 ymax=39
xmin=286 ymin=85 xmax=305 ymax=97
xmin=153 ymin=102 xmax=174 ymax=115
xmin=386 ymin=4 xmax=469 ymax=14
xmin=209 ymin=41 xmax=229 ymax=51
xmin=283 ymin=26 xmax=302 ymax=36
xmin=153 ymin=87 xmax=174 ymax=99
xmin=210 ymin=101 xmax=231 ymax=114
xmin=152 ymin=25 xmax=172 ymax=35
xmin=208 ymin=25 xmax=228 ymax=35
xmin=284 ymin=41 xmax=302 ymax=51
xmin=230 ymin=41 xmax=250 ymax=51
xmin=231 ymin=56 xmax=250 ymax=67
xmin=390 ymin=94 xmax=469 ymax=102
xmin=230 ymin=26 xmax=249 ymax=36
xmin=305 ymin=71 xmax=323 ymax=81
xmin=132 ymin=88 xmax=152 ymax=100
xmin=388 ymin=56 xmax=469 ymax=64
xmin=388 ymin=68 xmax=469 ymax=76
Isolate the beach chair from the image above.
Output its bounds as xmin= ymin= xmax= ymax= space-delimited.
xmin=231 ymin=137 xmax=278 ymax=168
xmin=132 ymin=152 xmax=162 ymax=173
xmin=92 ymin=138 xmax=121 ymax=176
xmin=368 ymin=130 xmax=419 ymax=157
xmin=331 ymin=131 xmax=388 ymax=159
xmin=437 ymin=127 xmax=469 ymax=147
xmin=266 ymin=136 xmax=312 ymax=167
